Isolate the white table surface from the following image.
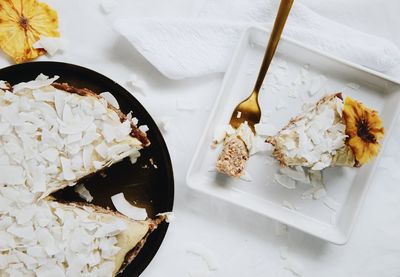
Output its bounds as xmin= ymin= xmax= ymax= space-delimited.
xmin=1 ymin=1 xmax=400 ymax=276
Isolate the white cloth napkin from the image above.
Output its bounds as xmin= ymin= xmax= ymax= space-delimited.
xmin=114 ymin=0 xmax=400 ymax=80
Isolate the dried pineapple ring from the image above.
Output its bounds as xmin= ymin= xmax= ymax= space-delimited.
xmin=0 ymin=0 xmax=59 ymax=63
xmin=342 ymin=96 xmax=384 ymax=165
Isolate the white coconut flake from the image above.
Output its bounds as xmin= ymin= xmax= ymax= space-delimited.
xmin=95 ymin=142 xmax=109 ymax=159
xmin=274 ymin=173 xmax=296 ymax=189
xmin=157 ymin=116 xmax=171 ymax=133
xmin=33 ymin=36 xmax=67 ymax=56
xmin=156 ymin=212 xmax=175 ymax=223
xmin=312 ymin=187 xmax=327 ymax=200
xmin=239 ymin=170 xmax=253 ymax=182
xmin=111 ymin=193 xmax=147 ymax=220
xmin=282 ymin=200 xmax=294 ymax=210
xmin=330 ymin=212 xmax=337 ymax=225
xmin=13 ymin=75 xmax=59 ymax=93
xmin=0 ymin=80 xmax=8 ymax=89
xmin=186 ymin=243 xmax=219 ymax=271
xmin=100 ymin=92 xmax=119 ymax=109
xmin=284 ymin=259 xmax=304 ymax=276
xmin=7 ymin=224 xmax=34 ymax=240
xmin=279 ymin=166 xmax=310 ymax=184
xmin=212 ymin=124 xmax=235 ymax=145
xmin=74 ymin=184 xmax=93 ymax=202
xmin=346 ymin=82 xmax=360 ymax=90
xmin=275 ymin=97 xmax=287 ymax=110
xmin=236 ymin=122 xmax=254 ymax=151
xmin=100 ymin=0 xmax=117 ymax=14
xmin=139 ymin=125 xmax=149 ymax=133
xmin=274 ymin=222 xmax=288 ymax=236
xmin=126 ymin=74 xmax=147 ymax=96
xmin=250 ymin=135 xmax=272 ymax=155
xmin=308 ymin=75 xmax=327 ymax=96
xmin=323 ymin=197 xmax=341 ymax=211
xmin=60 ymin=157 xmax=76 ymax=181
xmin=0 ymin=166 xmax=25 ymax=185
xmin=280 ymin=246 xmax=289 ymax=260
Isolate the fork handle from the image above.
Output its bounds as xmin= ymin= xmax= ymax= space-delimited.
xmin=253 ymin=0 xmax=294 ymax=94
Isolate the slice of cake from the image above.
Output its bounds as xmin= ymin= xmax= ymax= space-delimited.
xmin=0 ymin=187 xmax=163 ymax=276
xmin=266 ymin=93 xmax=384 ymax=170
xmin=0 ymin=74 xmax=149 ymax=198
xmin=215 ymin=122 xmax=254 ymax=177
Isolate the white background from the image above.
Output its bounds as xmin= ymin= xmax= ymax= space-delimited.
xmin=1 ymin=1 xmax=400 ymax=276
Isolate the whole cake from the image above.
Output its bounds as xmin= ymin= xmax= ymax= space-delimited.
xmin=0 ymin=74 xmax=163 ymax=276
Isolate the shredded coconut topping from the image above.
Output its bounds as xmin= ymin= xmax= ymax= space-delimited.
xmin=0 ymin=75 xmax=148 ymax=276
xmin=268 ymin=94 xmax=348 ymax=170
xmin=0 ymin=74 xmax=143 ymax=198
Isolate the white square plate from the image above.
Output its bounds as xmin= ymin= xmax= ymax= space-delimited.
xmin=186 ymin=26 xmax=400 ymax=244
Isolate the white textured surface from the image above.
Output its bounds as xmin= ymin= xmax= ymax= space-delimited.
xmin=113 ymin=0 xmax=400 ymax=79
xmin=0 ymin=0 xmax=400 ymax=276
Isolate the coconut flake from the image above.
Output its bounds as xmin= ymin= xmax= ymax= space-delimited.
xmin=236 ymin=122 xmax=254 ymax=151
xmin=111 ymin=192 xmax=148 ymax=220
xmin=0 ymin=166 xmax=25 ymax=185
xmin=308 ymin=75 xmax=327 ymax=96
xmin=186 ymin=243 xmax=219 ymax=271
xmin=239 ymin=170 xmax=253 ymax=182
xmin=60 ymin=157 xmax=75 ymax=181
xmin=139 ymin=125 xmax=149 ymax=133
xmin=100 ymin=92 xmax=119 ymax=109
xmin=74 ymin=184 xmax=93 ymax=202
xmin=94 ymin=220 xmax=127 ymax=237
xmin=313 ymin=187 xmax=327 ymax=199
xmin=330 ymin=212 xmax=337 ymax=225
xmin=346 ymin=82 xmax=360 ymax=90
xmin=157 ymin=116 xmax=171 ymax=133
xmin=95 ymin=142 xmax=109 ymax=159
xmin=33 ymin=36 xmax=67 ymax=56
xmin=126 ymin=74 xmax=147 ymax=96
xmin=323 ymin=197 xmax=341 ymax=211
xmin=13 ymin=75 xmax=59 ymax=93
xmin=212 ymin=124 xmax=235 ymax=145
xmin=282 ymin=200 xmax=295 ymax=210
xmin=274 ymin=173 xmax=296 ymax=189
xmin=0 ymin=80 xmax=8 ymax=89
xmin=7 ymin=224 xmax=34 ymax=239
xmin=275 ymin=97 xmax=287 ymax=110
xmin=279 ymin=166 xmax=310 ymax=184
xmin=156 ymin=212 xmax=175 ymax=223
xmin=284 ymin=259 xmax=304 ymax=276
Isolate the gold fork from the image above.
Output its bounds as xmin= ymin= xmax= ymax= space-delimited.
xmin=229 ymin=0 xmax=294 ymax=132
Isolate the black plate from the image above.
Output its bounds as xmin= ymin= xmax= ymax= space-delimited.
xmin=0 ymin=62 xmax=174 ymax=277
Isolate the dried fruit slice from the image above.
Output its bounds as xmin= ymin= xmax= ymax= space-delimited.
xmin=0 ymin=0 xmax=59 ymax=63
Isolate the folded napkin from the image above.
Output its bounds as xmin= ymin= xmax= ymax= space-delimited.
xmin=114 ymin=0 xmax=400 ymax=80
